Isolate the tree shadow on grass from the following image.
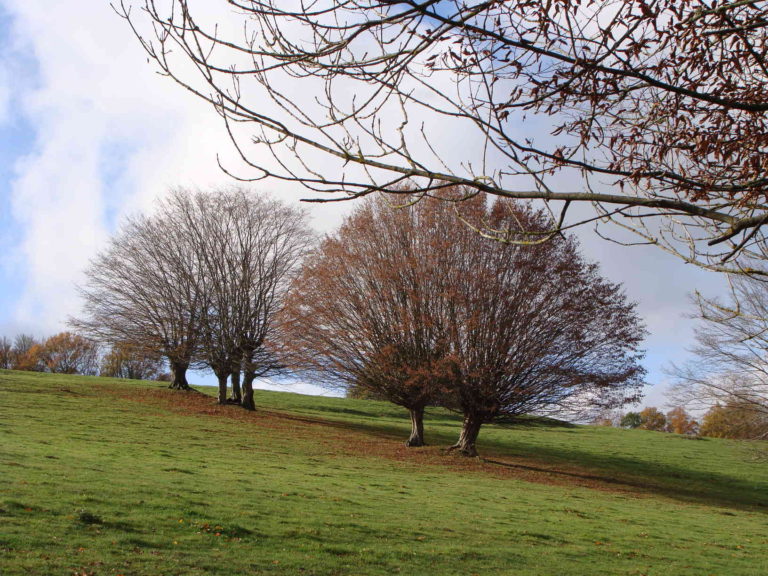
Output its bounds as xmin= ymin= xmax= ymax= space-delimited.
xmin=482 ymin=452 xmax=767 ymax=511
xmin=269 ymin=408 xmax=768 ymax=513
xmin=474 ymin=434 xmax=768 ymax=513
xmin=138 ymin=385 xmax=768 ymax=514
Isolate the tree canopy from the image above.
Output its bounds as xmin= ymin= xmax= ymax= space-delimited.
xmin=119 ymin=0 xmax=768 ymax=274
xmin=282 ymin=193 xmax=646 ymax=454
xmin=671 ymin=274 xmax=768 ymax=438
xmin=73 ymin=187 xmax=312 ymax=408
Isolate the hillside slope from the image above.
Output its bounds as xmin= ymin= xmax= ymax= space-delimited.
xmin=1 ymin=370 xmax=766 ymax=575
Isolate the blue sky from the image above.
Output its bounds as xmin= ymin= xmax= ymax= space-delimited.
xmin=0 ymin=4 xmax=36 ymax=333
xmin=0 ymin=1 xmax=728 ymax=406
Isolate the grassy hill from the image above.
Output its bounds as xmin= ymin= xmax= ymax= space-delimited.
xmin=1 ymin=370 xmax=766 ymax=575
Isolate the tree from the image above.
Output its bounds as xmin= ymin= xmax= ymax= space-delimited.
xmin=671 ymin=274 xmax=768 ymax=437
xmin=665 ymin=406 xmax=698 ymax=436
xmin=11 ymin=334 xmax=43 ymax=372
xmin=100 ymin=342 xmax=164 ymax=380
xmin=119 ymin=0 xmax=768 ymax=273
xmin=620 ymin=412 xmax=642 ymax=429
xmin=283 ymin=193 xmax=645 ymax=453
xmin=39 ymin=332 xmax=100 ymax=375
xmin=700 ymin=401 xmax=768 ymax=440
xmin=169 ymin=188 xmax=312 ymax=408
xmin=440 ymin=197 xmax=646 ymax=455
xmin=281 ymin=196 xmax=459 ymax=446
xmin=73 ymin=206 xmax=201 ymax=390
xmin=638 ymin=407 xmax=667 ymax=432
xmin=0 ymin=337 xmax=13 ymax=369
xmin=75 ymin=187 xmax=310 ymax=406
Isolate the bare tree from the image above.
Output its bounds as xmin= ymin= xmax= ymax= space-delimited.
xmin=170 ymin=188 xmax=313 ymax=408
xmin=0 ymin=337 xmax=13 ymax=369
xmin=671 ymin=275 xmax=768 ymax=438
xmin=72 ymin=211 xmax=201 ymax=390
xmin=11 ymin=334 xmax=43 ymax=372
xmin=75 ymin=187 xmax=310 ymax=405
xmin=283 ymin=193 xmax=645 ymax=453
xmin=234 ymin=196 xmax=313 ymax=410
xmin=12 ymin=334 xmax=37 ymax=358
xmin=118 ymin=0 xmax=768 ymax=273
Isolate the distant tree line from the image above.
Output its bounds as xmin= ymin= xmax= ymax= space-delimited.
xmin=0 ymin=332 xmax=164 ymax=380
xmin=669 ymin=275 xmax=768 ymax=441
xmin=610 ymin=403 xmax=767 ymax=440
xmin=612 ymin=407 xmax=699 ymax=436
xmin=600 ymin=260 xmax=768 ymax=442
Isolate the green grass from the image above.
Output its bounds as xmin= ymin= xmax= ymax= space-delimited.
xmin=1 ymin=370 xmax=767 ymax=575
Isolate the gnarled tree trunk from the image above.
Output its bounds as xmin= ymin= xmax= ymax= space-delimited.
xmin=230 ymin=370 xmax=242 ymax=404
xmin=168 ymin=361 xmax=190 ymax=390
xmin=405 ymin=405 xmax=426 ymax=447
xmin=215 ymin=371 xmax=229 ymax=405
xmin=449 ymin=413 xmax=484 ymax=457
xmin=241 ymin=371 xmax=256 ymax=411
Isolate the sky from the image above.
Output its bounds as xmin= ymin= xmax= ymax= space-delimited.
xmin=0 ymin=1 xmax=728 ymax=408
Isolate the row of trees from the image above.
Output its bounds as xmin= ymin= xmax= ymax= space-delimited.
xmin=0 ymin=332 xmax=163 ymax=379
xmin=22 ymin=185 xmax=767 ymax=448
xmin=281 ymin=194 xmax=646 ymax=455
xmin=73 ymin=188 xmax=313 ymax=411
xmin=74 ymin=187 xmax=646 ymax=455
xmin=114 ymin=0 xmax=768 ymax=445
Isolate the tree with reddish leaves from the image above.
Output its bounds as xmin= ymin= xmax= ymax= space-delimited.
xmin=443 ymin=197 xmax=646 ymax=455
xmin=39 ymin=332 xmax=100 ymax=376
xmin=283 ymin=193 xmax=645 ymax=454
xmin=282 ymin=196 xmax=460 ymax=446
xmin=120 ymin=0 xmax=768 ymax=274
xmin=665 ymin=406 xmax=699 ymax=435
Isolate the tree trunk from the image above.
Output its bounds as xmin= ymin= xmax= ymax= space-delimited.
xmin=168 ymin=362 xmax=190 ymax=390
xmin=449 ymin=414 xmax=483 ymax=457
xmin=216 ymin=372 xmax=229 ymax=405
xmin=230 ymin=371 xmax=242 ymax=403
xmin=241 ymin=371 xmax=256 ymax=411
xmin=405 ymin=405 xmax=426 ymax=447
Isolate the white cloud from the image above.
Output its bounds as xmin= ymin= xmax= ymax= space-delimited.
xmin=2 ymin=1 xmax=239 ymax=332
xmin=0 ymin=0 xmax=355 ymax=341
